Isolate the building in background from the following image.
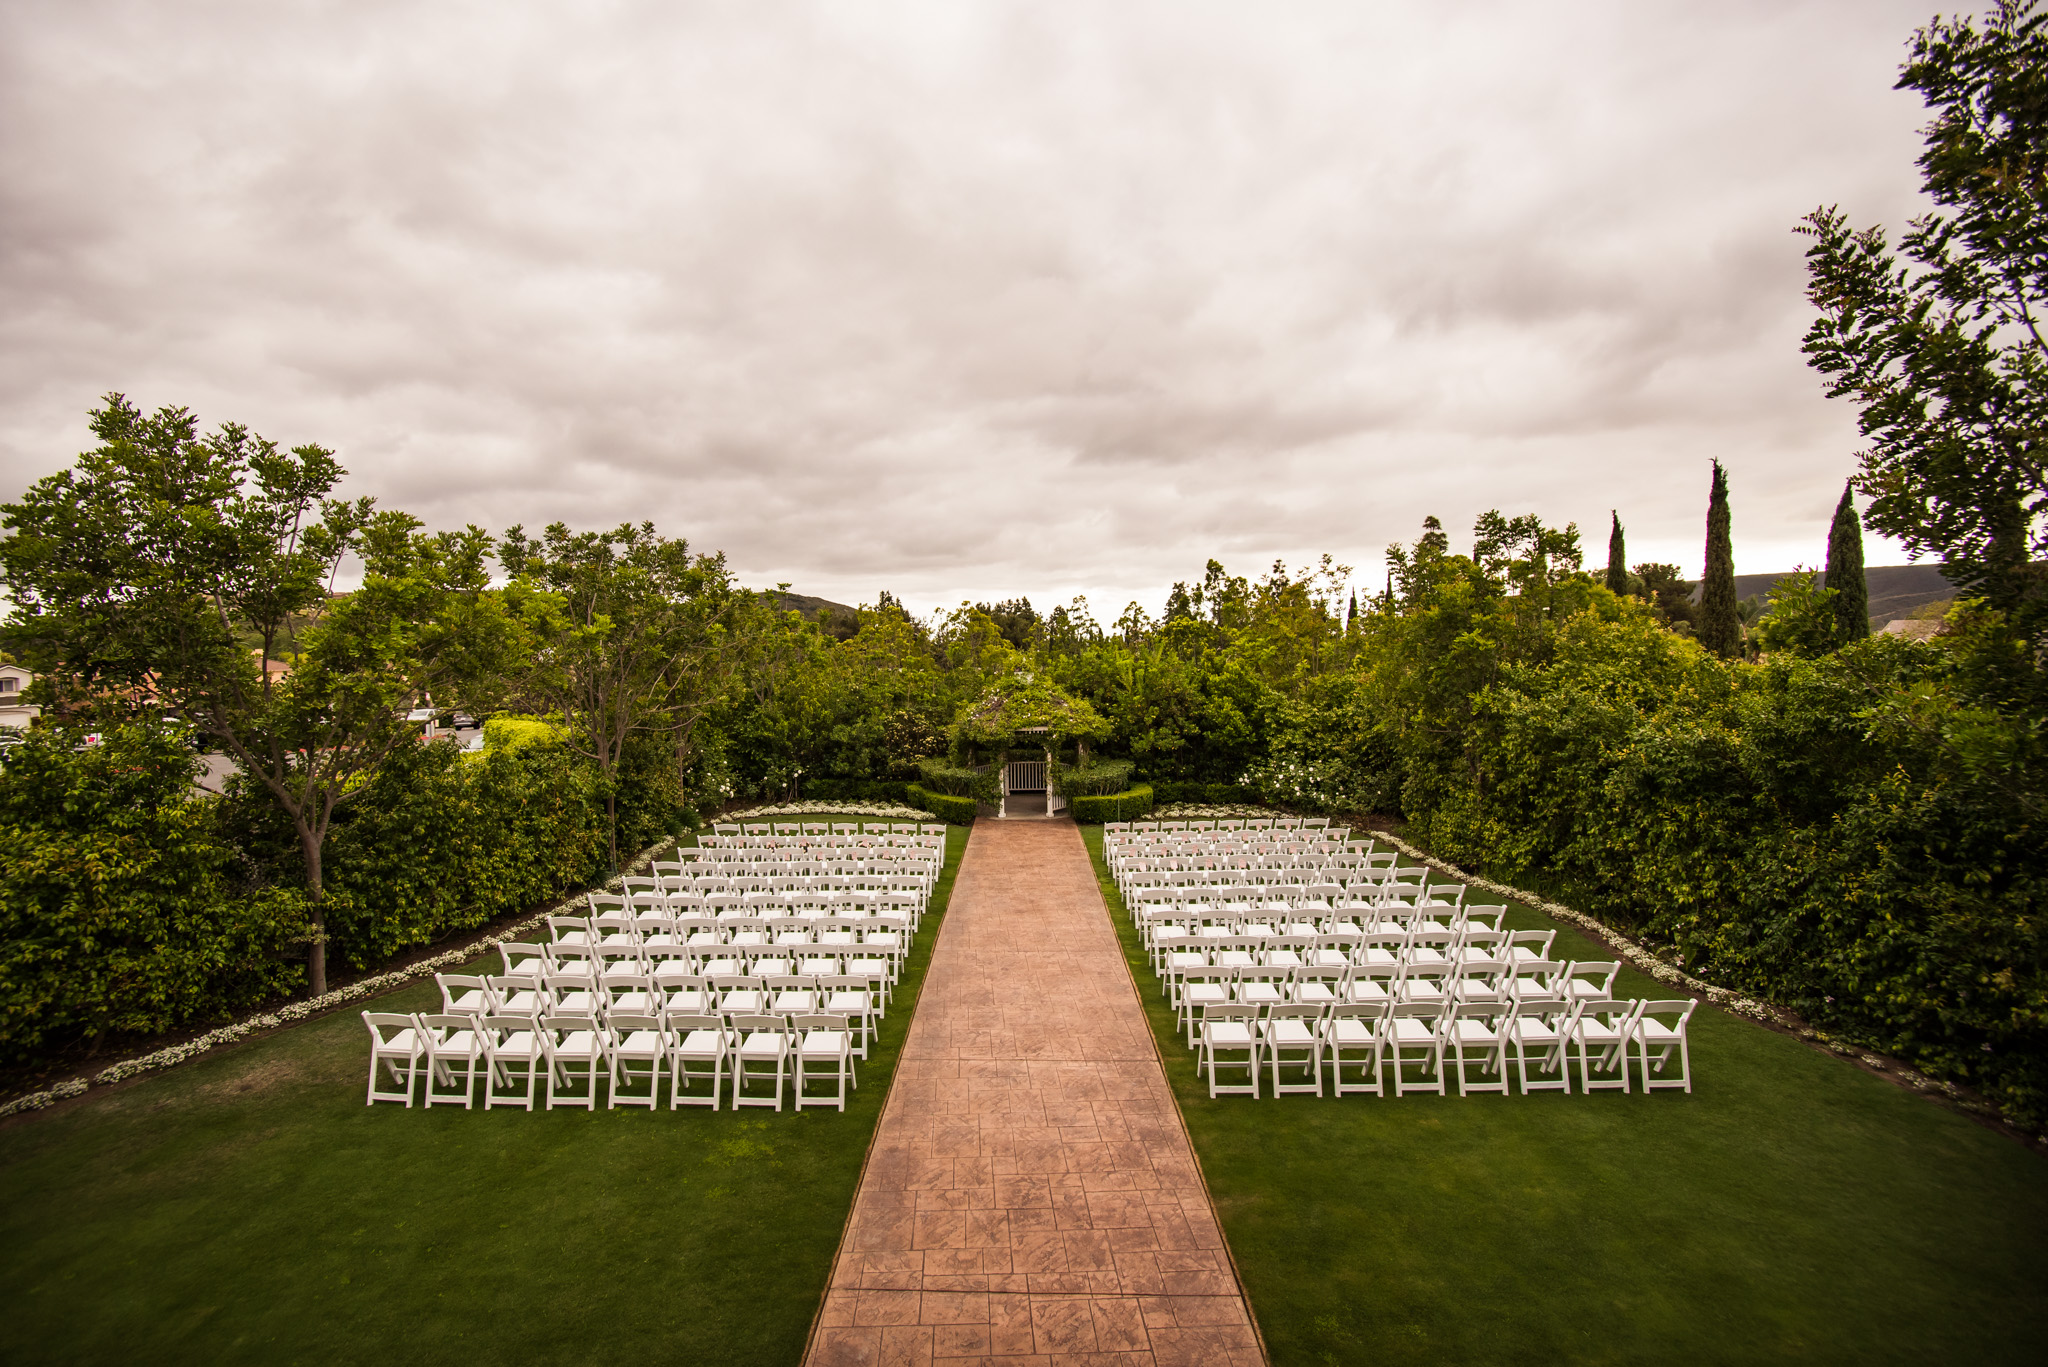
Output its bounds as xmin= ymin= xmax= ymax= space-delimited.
xmin=0 ymin=663 xmax=39 ymax=729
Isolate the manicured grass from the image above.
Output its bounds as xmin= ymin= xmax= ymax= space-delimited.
xmin=1081 ymin=827 xmax=2048 ymax=1367
xmin=0 ymin=821 xmax=967 ymax=1367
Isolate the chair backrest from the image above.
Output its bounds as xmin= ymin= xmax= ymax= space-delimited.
xmin=1268 ymin=1002 xmax=1322 ymax=1021
xmin=548 ymin=915 xmax=592 ymax=943
xmin=1640 ymin=999 xmax=1697 ymax=1031
xmin=731 ymin=1012 xmax=785 ymax=1033
xmin=363 ymin=1011 xmax=417 ymax=1043
xmin=1329 ymin=999 xmax=1387 ymax=1024
xmin=608 ymin=1012 xmax=663 ymax=1035
xmin=438 ymin=973 xmax=487 ymax=1009
xmin=1204 ymin=1002 xmax=1258 ymax=1023
xmin=1570 ymin=960 xmax=1621 ymax=992
xmin=1509 ymin=929 xmax=1556 ymax=955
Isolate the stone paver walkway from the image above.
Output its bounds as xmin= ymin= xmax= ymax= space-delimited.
xmin=809 ymin=819 xmax=1264 ymax=1367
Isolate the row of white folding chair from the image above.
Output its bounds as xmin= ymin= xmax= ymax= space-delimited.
xmin=1196 ymin=997 xmax=1695 ymax=1099
xmin=550 ymin=911 xmax=911 ymax=947
xmin=557 ymin=916 xmax=909 ymax=952
xmin=1152 ymin=920 xmax=1521 ymax=958
xmin=443 ymin=969 xmax=884 ymax=1034
xmin=1154 ymin=936 xmax=1562 ymax=984
xmin=1107 ymin=817 xmax=1336 ymax=834
xmin=1170 ymin=960 xmax=1614 ymax=1041
xmin=364 ymin=1010 xmax=857 ymax=1112
xmin=439 ymin=968 xmax=883 ymax=1053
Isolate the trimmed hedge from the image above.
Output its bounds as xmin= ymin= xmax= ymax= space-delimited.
xmin=1070 ymin=784 xmax=1155 ymax=823
xmin=800 ymin=778 xmax=914 ymax=804
xmin=905 ymin=783 xmax=977 ymax=826
xmin=1149 ymin=780 xmax=1258 ymax=806
xmin=0 ymin=723 xmax=684 ymax=1066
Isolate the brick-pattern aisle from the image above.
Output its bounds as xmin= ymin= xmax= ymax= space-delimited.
xmin=808 ymin=819 xmax=1264 ymax=1367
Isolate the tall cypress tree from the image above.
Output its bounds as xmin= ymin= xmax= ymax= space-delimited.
xmin=1824 ymin=481 xmax=1870 ymax=643
xmin=1605 ymin=511 xmax=1629 ymax=596
xmin=1698 ymin=461 xmax=1740 ymax=658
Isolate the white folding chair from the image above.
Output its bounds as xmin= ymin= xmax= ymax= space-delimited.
xmin=1571 ymin=999 xmax=1646 ymax=1092
xmin=361 ymin=1012 xmax=423 ymax=1106
xmin=1260 ymin=1003 xmax=1325 ymax=1098
xmin=1324 ymin=1001 xmax=1387 ymax=1097
xmin=606 ymin=1012 xmax=669 ymax=1109
xmin=419 ymin=1012 xmax=487 ymax=1109
xmin=436 ymin=974 xmax=489 ymax=1016
xmin=1447 ymin=1002 xmax=1510 ymax=1096
xmin=1508 ymin=993 xmax=1577 ymax=1094
xmin=1632 ymin=1000 xmax=1697 ymax=1092
xmin=1200 ymin=1003 xmax=1261 ymax=1099
xmin=794 ymin=1013 xmax=855 ymax=1111
xmin=667 ymin=1012 xmax=729 ymax=1110
xmin=732 ymin=1013 xmax=791 ymax=1111
xmin=1389 ymin=1001 xmax=1447 ymax=1097
xmin=541 ymin=1013 xmax=610 ymax=1110
xmin=483 ymin=1014 xmax=545 ymax=1110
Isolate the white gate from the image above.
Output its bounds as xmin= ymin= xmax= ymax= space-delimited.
xmin=1003 ymin=760 xmax=1047 ymax=793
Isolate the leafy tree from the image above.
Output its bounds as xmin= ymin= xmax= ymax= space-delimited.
xmin=499 ymin=521 xmax=744 ymax=868
xmin=0 ymin=396 xmax=508 ymax=993
xmin=1753 ymin=570 xmax=1843 ymax=657
xmin=1698 ymin=461 xmax=1741 ymax=658
xmin=1826 ymin=481 xmax=1872 ymax=642
xmin=1800 ymin=0 xmax=2048 ymax=632
xmin=1605 ymin=512 xmax=1630 ymax=597
xmin=1635 ymin=562 xmax=1698 ymax=628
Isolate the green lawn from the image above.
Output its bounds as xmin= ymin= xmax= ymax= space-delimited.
xmin=1081 ymin=826 xmax=2048 ymax=1367
xmin=0 ymin=821 xmax=967 ymax=1367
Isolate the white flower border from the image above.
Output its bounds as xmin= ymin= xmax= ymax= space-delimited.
xmin=0 ymin=837 xmax=675 ymax=1120
xmin=715 ymin=801 xmax=939 ymax=822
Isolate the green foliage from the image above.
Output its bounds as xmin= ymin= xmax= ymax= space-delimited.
xmin=1827 ymin=483 xmax=1872 ymax=641
xmin=1069 ymin=784 xmax=1155 ymax=823
xmin=1801 ymin=0 xmax=2048 ymax=630
xmin=1699 ymin=460 xmax=1741 ymax=658
xmin=914 ymin=757 xmax=988 ymax=799
xmin=483 ymin=715 xmax=567 ymax=751
xmin=1604 ymin=511 xmax=1629 ymax=597
xmin=222 ymin=734 xmax=681 ymax=969
xmin=904 ymin=783 xmax=977 ymax=825
xmin=1753 ymin=569 xmax=1843 ymax=658
xmin=0 ymin=726 xmax=306 ymax=1060
xmin=1050 ymin=758 xmax=1134 ymax=797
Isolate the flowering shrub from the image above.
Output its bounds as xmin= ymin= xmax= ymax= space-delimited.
xmin=717 ymin=800 xmax=938 ymax=822
xmin=1239 ymin=756 xmax=1354 ymax=812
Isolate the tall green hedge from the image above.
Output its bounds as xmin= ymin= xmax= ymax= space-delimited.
xmin=0 ymin=725 xmax=683 ymax=1065
xmin=905 ymin=783 xmax=976 ymax=825
xmin=0 ymin=727 xmax=305 ymax=1061
xmin=1070 ymin=784 xmax=1155 ymax=823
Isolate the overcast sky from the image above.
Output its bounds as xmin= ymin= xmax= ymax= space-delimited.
xmin=1 ymin=0 xmax=1952 ymax=618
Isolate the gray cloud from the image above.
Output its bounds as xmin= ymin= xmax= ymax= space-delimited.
xmin=1 ymin=0 xmax=1949 ymax=616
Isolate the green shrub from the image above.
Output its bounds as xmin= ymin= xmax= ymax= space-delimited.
xmin=0 ymin=726 xmax=306 ymax=1061
xmin=802 ymin=778 xmax=912 ymax=804
xmin=1150 ymin=780 xmax=1258 ymax=806
xmin=482 ymin=715 xmax=568 ymax=751
xmin=905 ymin=783 xmax=976 ymax=825
xmin=1051 ymin=759 xmax=1134 ymax=796
xmin=1070 ymin=784 xmax=1155 ymax=823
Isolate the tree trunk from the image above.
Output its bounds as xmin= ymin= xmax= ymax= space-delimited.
xmin=301 ymin=823 xmax=328 ymax=996
xmin=606 ymin=787 xmax=620 ymax=878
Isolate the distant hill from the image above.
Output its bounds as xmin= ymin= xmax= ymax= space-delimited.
xmin=772 ymin=590 xmax=860 ymax=622
xmin=1694 ymin=564 xmax=1958 ymax=624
